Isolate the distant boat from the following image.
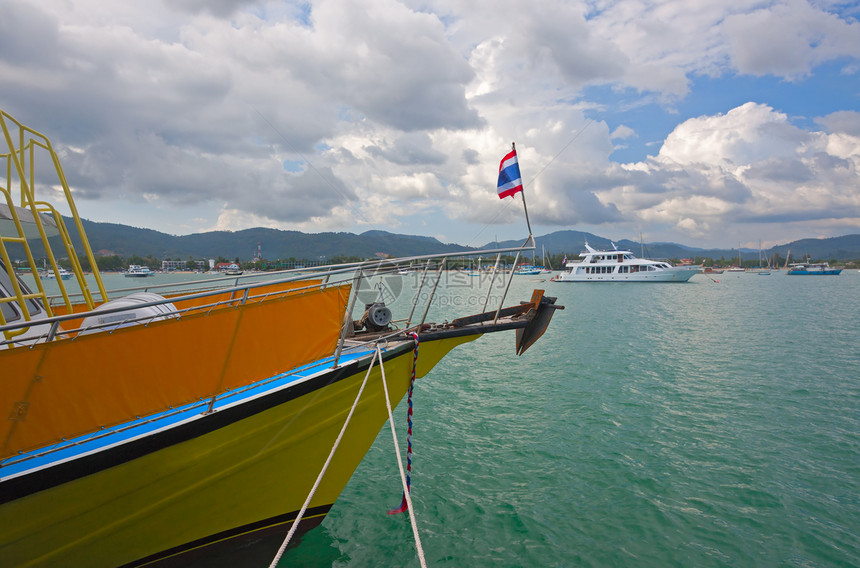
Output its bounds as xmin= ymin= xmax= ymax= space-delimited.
xmin=44 ymin=267 xmax=72 ymax=280
xmin=514 ymin=264 xmax=542 ymax=275
xmin=787 ymin=261 xmax=842 ymax=275
xmin=551 ymin=242 xmax=698 ymax=282
xmin=754 ymin=241 xmax=771 ymax=274
xmin=727 ymin=245 xmax=744 ymax=272
xmin=538 ymin=246 xmax=554 ymax=274
xmin=124 ymin=264 xmax=154 ymax=277
xmin=216 ymin=262 xmax=243 ymax=275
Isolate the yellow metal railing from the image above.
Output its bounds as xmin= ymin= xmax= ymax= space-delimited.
xmin=0 ymin=109 xmax=108 ymax=343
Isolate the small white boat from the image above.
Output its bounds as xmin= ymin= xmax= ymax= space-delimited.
xmin=124 ymin=264 xmax=154 ymax=277
xmin=540 ymin=246 xmax=554 ymax=274
xmin=551 ymin=242 xmax=699 ymax=283
xmin=44 ymin=268 xmax=73 ymax=280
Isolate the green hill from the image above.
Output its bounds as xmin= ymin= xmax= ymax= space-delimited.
xmin=55 ymin=218 xmax=470 ymax=261
xmin=18 ymin=217 xmax=860 ymax=264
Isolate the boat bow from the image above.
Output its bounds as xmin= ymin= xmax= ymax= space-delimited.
xmin=0 ymin=109 xmax=563 ymax=567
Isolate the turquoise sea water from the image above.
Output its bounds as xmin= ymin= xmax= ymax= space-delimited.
xmin=283 ymin=271 xmax=860 ymax=567
xmin=20 ymin=270 xmax=859 ymax=566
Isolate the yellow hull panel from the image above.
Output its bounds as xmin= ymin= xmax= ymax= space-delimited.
xmin=0 ymin=334 xmax=477 ymax=567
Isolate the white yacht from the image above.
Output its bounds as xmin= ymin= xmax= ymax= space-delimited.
xmin=124 ymin=264 xmax=154 ymax=277
xmin=551 ymin=243 xmax=699 ymax=283
xmin=44 ymin=267 xmax=73 ymax=280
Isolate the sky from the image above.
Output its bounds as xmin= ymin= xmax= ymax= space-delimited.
xmin=1 ymin=0 xmax=859 ymax=251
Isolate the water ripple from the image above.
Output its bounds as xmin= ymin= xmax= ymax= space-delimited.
xmin=285 ymin=274 xmax=860 ymax=567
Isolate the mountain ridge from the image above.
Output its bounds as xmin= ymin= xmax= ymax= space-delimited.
xmin=45 ymin=218 xmax=860 ymax=262
xmin=489 ymin=231 xmax=860 ymax=263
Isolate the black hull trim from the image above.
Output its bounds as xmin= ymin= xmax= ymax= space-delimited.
xmin=123 ymin=505 xmax=332 ymax=568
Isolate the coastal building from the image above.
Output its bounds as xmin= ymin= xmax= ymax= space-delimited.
xmin=161 ymin=260 xmax=207 ymax=271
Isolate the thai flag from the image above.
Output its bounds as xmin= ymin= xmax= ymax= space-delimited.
xmin=497 ymin=148 xmax=523 ymax=199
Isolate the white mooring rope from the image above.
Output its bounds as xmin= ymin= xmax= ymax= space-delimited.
xmin=377 ymin=344 xmax=428 ymax=568
xmin=268 ymin=349 xmax=380 ymax=568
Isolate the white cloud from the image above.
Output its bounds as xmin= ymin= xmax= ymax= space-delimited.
xmin=723 ymin=0 xmax=860 ymax=78
xmin=1 ymin=0 xmax=858 ymax=248
xmin=601 ymin=102 xmax=860 ymax=243
xmin=657 ymin=102 xmax=808 ymax=165
xmin=170 ymin=0 xmax=263 ymax=18
xmin=816 ymin=110 xmax=860 ymax=136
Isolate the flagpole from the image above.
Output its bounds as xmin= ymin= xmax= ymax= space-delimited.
xmin=512 ymin=142 xmax=535 ymax=246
